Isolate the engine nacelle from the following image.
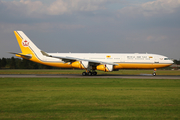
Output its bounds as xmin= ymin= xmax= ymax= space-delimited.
xmin=96 ymin=64 xmax=113 ymax=72
xmin=71 ymin=61 xmax=89 ymax=69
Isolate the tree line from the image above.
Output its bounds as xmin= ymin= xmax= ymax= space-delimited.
xmin=0 ymin=57 xmax=54 ymax=69
xmin=0 ymin=57 xmax=180 ymax=69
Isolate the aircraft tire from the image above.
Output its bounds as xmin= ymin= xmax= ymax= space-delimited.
xmin=88 ymin=72 xmax=92 ymax=76
xmin=152 ymin=72 xmax=156 ymax=76
xmin=82 ymin=72 xmax=87 ymax=76
xmin=92 ymin=72 xmax=97 ymax=76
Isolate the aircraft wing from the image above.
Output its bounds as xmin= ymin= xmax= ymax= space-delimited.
xmin=51 ymin=55 xmax=118 ymax=65
xmin=41 ymin=51 xmax=118 ymax=65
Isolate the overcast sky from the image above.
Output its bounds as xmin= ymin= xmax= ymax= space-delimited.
xmin=0 ymin=0 xmax=180 ymax=59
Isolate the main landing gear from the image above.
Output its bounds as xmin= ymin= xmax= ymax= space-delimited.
xmin=82 ymin=71 xmax=97 ymax=76
xmin=152 ymin=68 xmax=156 ymax=76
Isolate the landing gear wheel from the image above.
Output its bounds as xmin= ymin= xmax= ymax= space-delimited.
xmin=152 ymin=68 xmax=157 ymax=76
xmin=92 ymin=72 xmax=97 ymax=76
xmin=82 ymin=71 xmax=97 ymax=76
xmin=152 ymin=72 xmax=156 ymax=76
xmin=88 ymin=72 xmax=92 ymax=76
xmin=82 ymin=72 xmax=87 ymax=76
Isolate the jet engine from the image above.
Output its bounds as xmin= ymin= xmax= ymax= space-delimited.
xmin=96 ymin=64 xmax=113 ymax=72
xmin=71 ymin=61 xmax=89 ymax=69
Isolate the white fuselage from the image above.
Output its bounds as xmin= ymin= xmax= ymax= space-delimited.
xmin=47 ymin=53 xmax=172 ymax=64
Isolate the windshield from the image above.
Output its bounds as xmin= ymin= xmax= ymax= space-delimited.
xmin=164 ymin=58 xmax=170 ymax=60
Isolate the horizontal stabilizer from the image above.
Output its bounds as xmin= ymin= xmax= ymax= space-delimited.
xmin=9 ymin=52 xmax=32 ymax=59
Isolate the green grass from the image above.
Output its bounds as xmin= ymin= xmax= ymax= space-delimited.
xmin=0 ymin=69 xmax=180 ymax=75
xmin=0 ymin=78 xmax=180 ymax=119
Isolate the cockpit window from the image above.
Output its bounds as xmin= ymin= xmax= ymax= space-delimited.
xmin=164 ymin=58 xmax=170 ymax=60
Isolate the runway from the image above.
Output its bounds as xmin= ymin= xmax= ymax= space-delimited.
xmin=0 ymin=74 xmax=180 ymax=79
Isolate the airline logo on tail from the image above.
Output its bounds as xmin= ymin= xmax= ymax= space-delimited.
xmin=22 ymin=39 xmax=29 ymax=47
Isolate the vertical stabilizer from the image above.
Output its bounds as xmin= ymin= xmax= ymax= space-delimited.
xmin=14 ymin=31 xmax=44 ymax=59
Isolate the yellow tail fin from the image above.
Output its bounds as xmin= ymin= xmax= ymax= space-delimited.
xmin=13 ymin=31 xmax=44 ymax=61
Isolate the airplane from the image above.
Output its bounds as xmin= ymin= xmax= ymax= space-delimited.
xmin=10 ymin=31 xmax=173 ymax=76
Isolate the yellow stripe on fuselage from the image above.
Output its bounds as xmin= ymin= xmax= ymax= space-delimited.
xmin=16 ymin=53 xmax=72 ymax=68
xmin=113 ymin=63 xmax=171 ymax=69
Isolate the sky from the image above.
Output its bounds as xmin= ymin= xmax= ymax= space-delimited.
xmin=0 ymin=0 xmax=180 ymax=59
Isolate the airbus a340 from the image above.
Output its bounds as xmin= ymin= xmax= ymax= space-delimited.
xmin=10 ymin=31 xmax=173 ymax=76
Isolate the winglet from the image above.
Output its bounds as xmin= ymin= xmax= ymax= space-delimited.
xmin=41 ymin=51 xmax=51 ymax=57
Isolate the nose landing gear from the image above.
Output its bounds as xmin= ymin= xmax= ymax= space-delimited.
xmin=152 ymin=68 xmax=156 ymax=76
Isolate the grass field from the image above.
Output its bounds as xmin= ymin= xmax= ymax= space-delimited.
xmin=0 ymin=78 xmax=180 ymax=119
xmin=0 ymin=69 xmax=180 ymax=75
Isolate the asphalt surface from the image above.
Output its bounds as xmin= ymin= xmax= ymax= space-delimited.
xmin=0 ymin=74 xmax=180 ymax=79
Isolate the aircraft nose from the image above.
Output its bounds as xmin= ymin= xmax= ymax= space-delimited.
xmin=170 ymin=60 xmax=174 ymax=64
